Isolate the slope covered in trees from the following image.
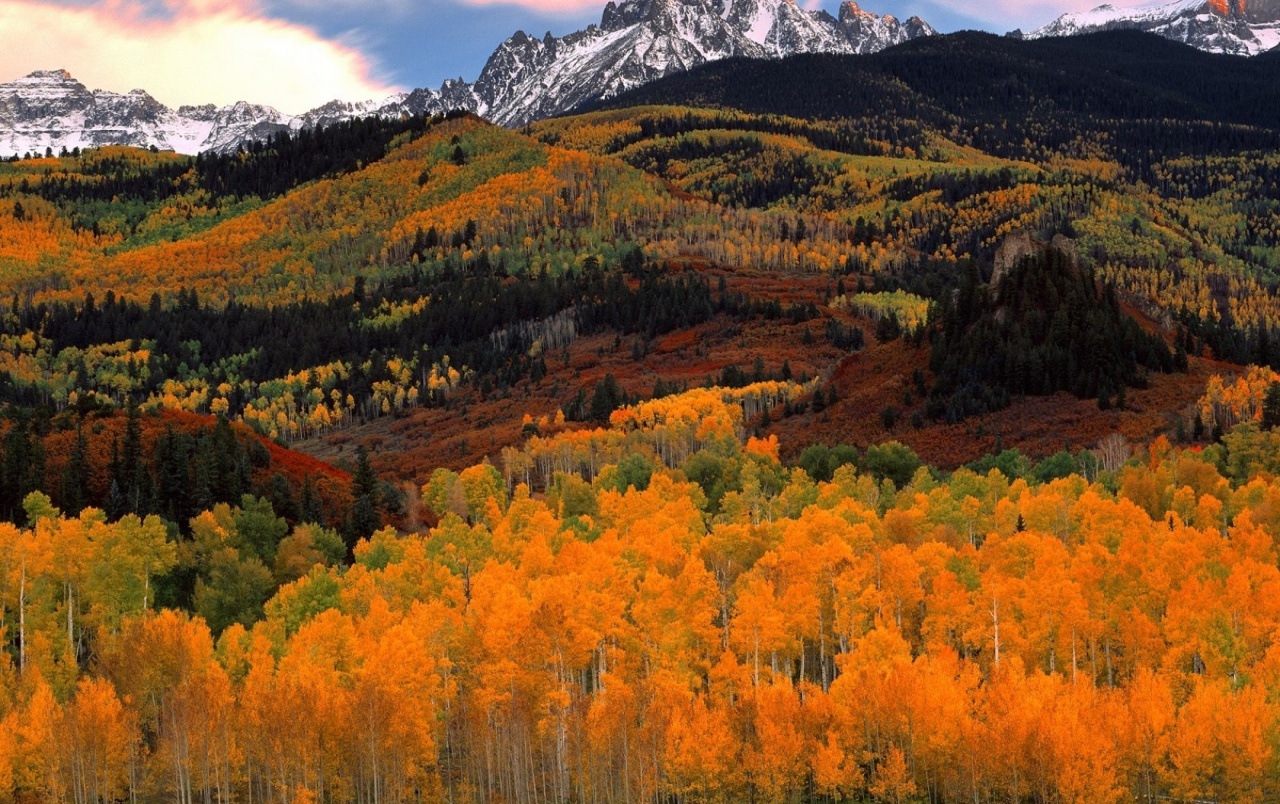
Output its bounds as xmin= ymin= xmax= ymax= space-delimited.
xmin=0 ymin=404 xmax=351 ymax=528
xmin=927 ymin=240 xmax=1178 ymax=420
xmin=590 ymin=31 xmax=1280 ymax=156
xmin=0 ymin=111 xmax=868 ymax=463
xmin=0 ymin=381 xmax=1279 ymax=802
xmin=559 ymin=33 xmax=1280 ymax=356
xmin=541 ymin=97 xmax=1280 ymax=357
xmin=0 ymin=77 xmax=1256 ymax=486
xmin=0 ymin=114 xmax=860 ymax=306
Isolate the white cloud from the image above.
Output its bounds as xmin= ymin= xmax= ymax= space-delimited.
xmin=445 ymin=0 xmax=604 ymax=15
xmin=0 ymin=0 xmax=403 ymax=114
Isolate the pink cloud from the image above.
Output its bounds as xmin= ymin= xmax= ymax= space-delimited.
xmin=0 ymin=0 xmax=402 ymax=113
xmin=447 ymin=0 xmax=604 ymax=14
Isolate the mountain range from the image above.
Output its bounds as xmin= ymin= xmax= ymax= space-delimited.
xmin=0 ymin=69 xmax=450 ymax=158
xmin=1026 ymin=0 xmax=1280 ymax=55
xmin=457 ymin=0 xmax=933 ymax=126
xmin=4 ymin=0 xmax=1280 ymax=158
xmin=0 ymin=0 xmax=929 ymax=158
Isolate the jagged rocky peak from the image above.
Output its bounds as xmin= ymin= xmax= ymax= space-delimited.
xmin=837 ymin=1 xmax=928 ymax=27
xmin=18 ymin=69 xmax=73 ymax=84
xmin=1200 ymin=0 xmax=1280 ymax=21
xmin=604 ymin=0 xmax=696 ymax=27
xmin=6 ymin=69 xmax=90 ymax=102
xmin=1028 ymin=0 xmax=1280 ymax=55
xmin=468 ymin=0 xmax=936 ymax=125
xmin=15 ymin=69 xmax=77 ymax=85
xmin=0 ymin=0 xmax=936 ymax=154
xmin=839 ymin=2 xmax=872 ymax=21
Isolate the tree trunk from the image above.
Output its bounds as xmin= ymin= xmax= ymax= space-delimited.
xmin=19 ymin=557 xmax=25 ymax=675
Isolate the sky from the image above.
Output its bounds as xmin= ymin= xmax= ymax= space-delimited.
xmin=0 ymin=0 xmax=1127 ymax=114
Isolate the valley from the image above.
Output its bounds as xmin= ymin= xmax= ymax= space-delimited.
xmin=4 ymin=33 xmax=1280 ymax=484
xmin=2 ymin=17 xmax=1280 ymax=804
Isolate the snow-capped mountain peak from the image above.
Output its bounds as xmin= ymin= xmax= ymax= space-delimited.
xmin=467 ymin=0 xmax=935 ymax=125
xmin=0 ymin=69 xmax=417 ymax=158
xmin=0 ymin=0 xmax=936 ymax=156
xmin=1027 ymin=0 xmax=1280 ymax=55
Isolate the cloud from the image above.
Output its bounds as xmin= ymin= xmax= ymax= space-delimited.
xmin=274 ymin=0 xmax=413 ymax=13
xmin=439 ymin=0 xmax=604 ymax=16
xmin=0 ymin=0 xmax=403 ymax=114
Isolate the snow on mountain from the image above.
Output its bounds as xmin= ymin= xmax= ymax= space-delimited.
xmin=0 ymin=70 xmax=445 ymax=159
xmin=2 ymin=72 xmax=316 ymax=157
xmin=1027 ymin=0 xmax=1280 ymax=56
xmin=468 ymin=0 xmax=936 ymax=126
xmin=297 ymin=96 xmax=406 ymax=132
xmin=0 ymin=70 xmax=176 ymax=156
xmin=0 ymin=0 xmax=933 ymax=156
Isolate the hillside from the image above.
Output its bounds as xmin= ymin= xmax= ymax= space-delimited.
xmin=0 ymin=112 xmax=870 ymax=472
xmin=592 ymin=30 xmax=1280 ymax=135
xmin=2 ymin=33 xmax=1280 ymax=485
xmin=0 ymin=113 xmax=860 ymax=305
xmin=564 ymin=34 xmax=1280 ymax=353
xmin=0 ymin=405 xmax=350 ymax=527
xmin=0 ymin=51 xmax=1259 ymax=483
xmin=6 ymin=26 xmax=1280 ymax=804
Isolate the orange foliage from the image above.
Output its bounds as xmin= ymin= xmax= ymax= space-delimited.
xmin=1198 ymin=365 xmax=1280 ymax=431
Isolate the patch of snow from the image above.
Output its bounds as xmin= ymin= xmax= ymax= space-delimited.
xmin=1038 ymin=0 xmax=1204 ymax=32
xmin=747 ymin=4 xmax=777 ymax=43
xmin=1251 ymin=22 xmax=1280 ymax=49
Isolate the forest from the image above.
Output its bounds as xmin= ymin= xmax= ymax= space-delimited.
xmin=925 ymin=243 xmax=1179 ymax=420
xmin=4 ymin=29 xmax=1280 ymax=803
xmin=0 ymin=239 xmax=822 ymax=447
xmin=0 ymin=378 xmax=1279 ymax=802
xmin=0 ymin=96 xmax=1276 ymax=467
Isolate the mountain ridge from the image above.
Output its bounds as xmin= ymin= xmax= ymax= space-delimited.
xmin=0 ymin=69 xmax=450 ymax=158
xmin=0 ymin=0 xmax=932 ymax=157
xmin=586 ymin=29 xmax=1280 ymax=137
xmin=463 ymin=0 xmax=934 ymax=126
xmin=1025 ymin=0 xmax=1280 ymax=55
xmin=9 ymin=0 xmax=1280 ymax=159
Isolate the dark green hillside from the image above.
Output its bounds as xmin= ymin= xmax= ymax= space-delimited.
xmin=926 ymin=239 xmax=1176 ymax=422
xmin=588 ymin=31 xmax=1280 ymax=163
xmin=556 ymin=32 xmax=1280 ymax=361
